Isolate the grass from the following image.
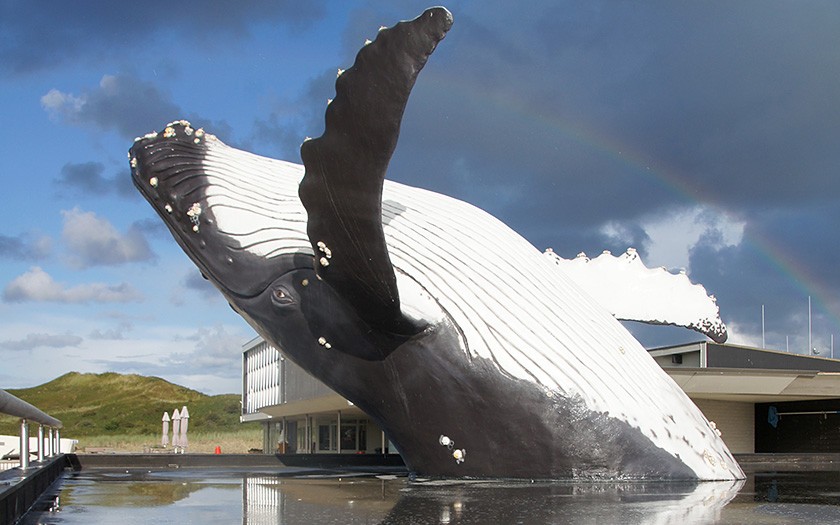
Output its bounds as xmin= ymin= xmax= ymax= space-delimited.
xmin=0 ymin=372 xmax=254 ymax=446
xmin=75 ymin=427 xmax=264 ymax=454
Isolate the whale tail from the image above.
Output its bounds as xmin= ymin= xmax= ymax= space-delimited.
xmin=544 ymin=248 xmax=728 ymax=343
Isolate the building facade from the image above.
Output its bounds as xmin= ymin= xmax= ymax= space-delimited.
xmin=650 ymin=341 xmax=840 ymax=453
xmin=241 ymin=337 xmax=394 ymax=456
xmin=243 ymin=336 xmax=840 ymax=457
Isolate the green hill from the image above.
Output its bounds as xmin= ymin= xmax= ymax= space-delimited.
xmin=0 ymin=372 xmax=243 ymax=437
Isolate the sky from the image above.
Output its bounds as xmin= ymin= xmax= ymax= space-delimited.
xmin=1 ymin=1 xmax=839 ymax=395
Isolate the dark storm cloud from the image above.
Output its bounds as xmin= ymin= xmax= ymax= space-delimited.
xmin=241 ymin=3 xmax=840 ymax=342
xmin=23 ymin=1 xmax=836 ymax=351
xmin=689 ymin=215 xmax=840 ymax=352
xmin=55 ymin=161 xmax=136 ymax=198
xmin=302 ymin=1 xmax=840 ymax=241
xmin=326 ymin=2 xmax=840 ymax=347
xmin=246 ymin=67 xmax=336 ymax=160
xmin=591 ymin=3 xmax=840 ymax=212
xmin=760 ymin=204 xmax=840 ymax=290
xmin=0 ymin=1 xmax=326 ymax=75
xmin=41 ymin=74 xmax=234 ymax=142
xmin=314 ymin=4 xmax=690 ymax=236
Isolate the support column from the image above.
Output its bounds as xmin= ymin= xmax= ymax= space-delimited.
xmin=55 ymin=428 xmax=61 ymax=455
xmin=47 ymin=427 xmax=54 ymax=457
xmin=337 ymin=411 xmax=342 ymax=454
xmin=37 ymin=425 xmax=44 ymax=462
xmin=381 ymin=430 xmax=386 ymax=455
xmin=19 ymin=419 xmax=29 ymax=469
xmin=263 ymin=421 xmax=270 ymax=453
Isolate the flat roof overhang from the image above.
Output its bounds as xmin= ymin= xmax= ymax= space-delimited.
xmin=666 ymin=367 xmax=840 ymax=402
xmin=241 ymin=394 xmax=370 ymax=422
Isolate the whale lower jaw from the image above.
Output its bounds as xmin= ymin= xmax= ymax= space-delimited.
xmin=130 ymin=121 xmax=313 ymax=300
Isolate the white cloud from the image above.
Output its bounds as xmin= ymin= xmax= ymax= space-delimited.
xmin=169 ymin=325 xmax=246 ymax=371
xmin=38 ymin=73 xmax=233 ymax=141
xmin=0 ymin=332 xmax=83 ymax=350
xmin=76 ymin=324 xmax=249 ymax=394
xmin=602 ymin=205 xmax=745 ymax=272
xmin=88 ymin=321 xmax=133 ymax=340
xmin=61 ymin=207 xmax=154 ymax=268
xmin=719 ymin=320 xmax=762 ymax=348
xmin=2 ymin=266 xmax=142 ymax=303
xmin=41 ymin=88 xmax=84 ymax=119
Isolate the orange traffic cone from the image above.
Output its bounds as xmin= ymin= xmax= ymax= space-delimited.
xmin=214 ymin=445 xmax=221 ymax=455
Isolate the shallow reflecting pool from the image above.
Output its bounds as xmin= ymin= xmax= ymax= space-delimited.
xmin=20 ymin=468 xmax=840 ymax=524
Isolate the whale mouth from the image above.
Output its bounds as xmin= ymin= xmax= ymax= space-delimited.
xmin=130 ymin=121 xmax=314 ymax=300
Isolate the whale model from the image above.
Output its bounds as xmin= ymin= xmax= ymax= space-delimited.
xmin=129 ymin=7 xmax=744 ymax=480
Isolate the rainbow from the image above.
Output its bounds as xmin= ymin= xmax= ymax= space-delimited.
xmin=418 ymin=75 xmax=840 ymax=345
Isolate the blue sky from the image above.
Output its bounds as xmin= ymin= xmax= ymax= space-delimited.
xmin=1 ymin=1 xmax=839 ymax=394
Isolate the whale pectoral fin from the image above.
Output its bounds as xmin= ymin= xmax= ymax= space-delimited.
xmin=299 ymin=7 xmax=452 ymax=334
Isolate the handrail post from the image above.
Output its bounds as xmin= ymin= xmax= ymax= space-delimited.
xmin=37 ymin=424 xmax=45 ymax=462
xmin=20 ymin=418 xmax=29 ymax=469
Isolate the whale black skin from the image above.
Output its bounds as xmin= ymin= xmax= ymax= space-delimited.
xmin=130 ymin=7 xmax=743 ymax=479
xmin=235 ymin=265 xmax=698 ymax=479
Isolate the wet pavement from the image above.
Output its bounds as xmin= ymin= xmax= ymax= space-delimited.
xmin=18 ymin=468 xmax=840 ymax=524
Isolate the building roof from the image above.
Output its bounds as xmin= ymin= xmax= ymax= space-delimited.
xmin=650 ymin=341 xmax=840 ymax=372
xmin=649 ymin=341 xmax=840 ymax=403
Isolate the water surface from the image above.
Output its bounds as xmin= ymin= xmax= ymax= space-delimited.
xmin=21 ymin=468 xmax=840 ymax=524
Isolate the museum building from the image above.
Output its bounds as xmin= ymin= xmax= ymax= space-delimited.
xmin=241 ymin=337 xmax=396 ymax=456
xmin=241 ymin=336 xmax=840 ymax=456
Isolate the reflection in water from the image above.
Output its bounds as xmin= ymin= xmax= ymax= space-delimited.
xmin=59 ymin=471 xmax=206 ymax=507
xmin=240 ymin=476 xmax=745 ymax=525
xmin=244 ymin=475 xmax=400 ymax=524
xmin=752 ymin=471 xmax=840 ymax=504
xmin=380 ymin=480 xmax=745 ymax=525
xmin=19 ymin=469 xmax=840 ymax=524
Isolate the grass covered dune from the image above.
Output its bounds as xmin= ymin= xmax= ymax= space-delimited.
xmin=0 ymin=372 xmax=263 ymax=453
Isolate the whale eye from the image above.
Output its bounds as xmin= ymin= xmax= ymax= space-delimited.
xmin=271 ymin=286 xmax=295 ymax=307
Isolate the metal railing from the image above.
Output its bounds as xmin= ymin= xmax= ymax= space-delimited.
xmin=0 ymin=389 xmax=63 ymax=469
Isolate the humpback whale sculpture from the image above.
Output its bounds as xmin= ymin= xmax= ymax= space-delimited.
xmin=130 ymin=7 xmax=744 ymax=480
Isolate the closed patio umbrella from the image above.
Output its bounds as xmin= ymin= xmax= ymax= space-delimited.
xmin=161 ymin=412 xmax=170 ymax=447
xmin=171 ymin=408 xmax=181 ymax=449
xmin=179 ymin=406 xmax=189 ymax=451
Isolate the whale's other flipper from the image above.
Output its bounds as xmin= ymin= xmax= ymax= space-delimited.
xmin=545 ymin=248 xmax=728 ymax=343
xmin=299 ymin=7 xmax=453 ymax=334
